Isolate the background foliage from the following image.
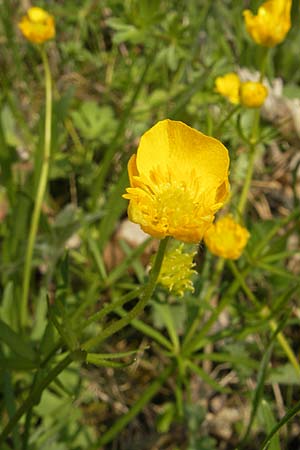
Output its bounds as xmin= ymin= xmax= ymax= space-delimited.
xmin=0 ymin=1 xmax=300 ymax=449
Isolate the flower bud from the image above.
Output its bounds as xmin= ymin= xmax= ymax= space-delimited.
xmin=204 ymin=215 xmax=250 ymax=260
xmin=19 ymin=7 xmax=55 ymax=44
xmin=240 ymin=81 xmax=268 ymax=108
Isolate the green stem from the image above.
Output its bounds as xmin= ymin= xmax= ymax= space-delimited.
xmin=115 ymin=307 xmax=173 ymax=351
xmin=183 ymin=257 xmax=225 ymax=349
xmin=236 ymin=45 xmax=268 ymax=219
xmin=227 ymin=260 xmax=260 ymax=308
xmin=0 ymin=355 xmax=72 ymax=445
xmin=236 ymin=108 xmax=260 ymax=218
xmin=184 ymin=267 xmax=251 ymax=356
xmin=269 ymin=321 xmax=300 ymax=378
xmin=215 ymin=104 xmax=241 ymax=136
xmin=252 ymin=207 xmax=300 ymax=259
xmin=228 ymin=260 xmax=300 ymax=378
xmin=82 ymin=288 xmax=142 ymax=329
xmin=259 ymin=47 xmax=269 ymax=82
xmin=20 ymin=47 xmax=52 ymax=329
xmin=82 ymin=237 xmax=170 ymax=351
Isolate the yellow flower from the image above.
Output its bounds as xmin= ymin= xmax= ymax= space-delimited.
xmin=204 ymin=215 xmax=250 ymax=260
xmin=243 ymin=0 xmax=292 ymax=47
xmin=123 ymin=119 xmax=230 ymax=243
xmin=240 ymin=81 xmax=268 ymax=108
xmin=19 ymin=7 xmax=55 ymax=44
xmin=156 ymin=244 xmax=197 ymax=297
xmin=215 ymin=73 xmax=241 ymax=105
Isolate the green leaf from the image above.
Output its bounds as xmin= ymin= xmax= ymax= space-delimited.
xmin=0 ymin=319 xmax=37 ymax=361
xmin=187 ymin=361 xmax=231 ymax=394
xmin=0 ymin=355 xmax=38 ymax=370
xmin=267 ymin=364 xmax=300 ymax=386
xmin=86 ymin=355 xmax=132 ymax=368
xmin=260 ymin=400 xmax=300 ymax=450
xmin=240 ymin=344 xmax=274 ymax=447
xmin=71 ymin=102 xmax=117 ymax=142
xmin=260 ymin=399 xmax=281 ymax=450
xmin=156 ymin=402 xmax=176 ymax=433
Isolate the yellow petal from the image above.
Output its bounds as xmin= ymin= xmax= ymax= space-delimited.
xmin=136 ymin=120 xmax=229 ymax=191
xmin=204 ymin=215 xmax=250 ymax=260
xmin=123 ymin=119 xmax=230 ymax=243
xmin=28 ymin=7 xmax=49 ymax=23
xmin=215 ymin=73 xmax=241 ymax=104
xmin=243 ymin=0 xmax=291 ymax=47
xmin=240 ymin=81 xmax=268 ymax=108
xmin=18 ymin=6 xmax=55 ymax=44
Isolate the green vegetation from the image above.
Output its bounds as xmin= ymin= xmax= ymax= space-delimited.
xmin=1 ymin=1 xmax=300 ymax=449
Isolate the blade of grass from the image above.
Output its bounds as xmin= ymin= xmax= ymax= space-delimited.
xmin=238 ymin=343 xmax=274 ymax=448
xmin=90 ymin=363 xmax=175 ymax=448
xmin=260 ymin=399 xmax=281 ymax=450
xmin=114 ymin=304 xmax=173 ymax=351
xmin=187 ymin=360 xmax=231 ymax=394
xmin=260 ymin=400 xmax=300 ymax=450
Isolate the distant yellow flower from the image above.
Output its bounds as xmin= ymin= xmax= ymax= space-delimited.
xmin=243 ymin=0 xmax=292 ymax=47
xmin=215 ymin=73 xmax=241 ymax=104
xmin=240 ymin=81 xmax=268 ymax=108
xmin=204 ymin=215 xmax=250 ymax=260
xmin=19 ymin=7 xmax=55 ymax=44
xmin=123 ymin=120 xmax=230 ymax=243
xmin=157 ymin=244 xmax=197 ymax=297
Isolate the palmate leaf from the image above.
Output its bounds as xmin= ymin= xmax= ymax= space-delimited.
xmin=71 ymin=102 xmax=117 ymax=142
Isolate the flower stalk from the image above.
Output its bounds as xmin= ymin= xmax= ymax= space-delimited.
xmin=182 ymin=257 xmax=225 ymax=350
xmin=82 ymin=237 xmax=170 ymax=351
xmin=20 ymin=47 xmax=52 ymax=329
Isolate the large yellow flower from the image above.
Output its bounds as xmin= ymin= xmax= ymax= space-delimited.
xmin=243 ymin=0 xmax=292 ymax=48
xmin=19 ymin=7 xmax=55 ymax=44
xmin=204 ymin=215 xmax=250 ymax=260
xmin=215 ymin=73 xmax=241 ymax=105
xmin=123 ymin=120 xmax=230 ymax=243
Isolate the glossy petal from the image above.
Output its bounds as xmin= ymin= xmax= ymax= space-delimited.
xmin=19 ymin=7 xmax=55 ymax=44
xmin=215 ymin=73 xmax=241 ymax=105
xmin=240 ymin=81 xmax=268 ymax=108
xmin=243 ymin=0 xmax=292 ymax=47
xmin=123 ymin=119 xmax=230 ymax=243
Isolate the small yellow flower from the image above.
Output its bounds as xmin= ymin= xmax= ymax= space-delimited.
xmin=157 ymin=244 xmax=197 ymax=297
xmin=123 ymin=119 xmax=230 ymax=243
xmin=240 ymin=81 xmax=268 ymax=108
xmin=243 ymin=0 xmax=292 ymax=48
xmin=215 ymin=73 xmax=241 ymax=105
xmin=18 ymin=7 xmax=55 ymax=44
xmin=204 ymin=215 xmax=250 ymax=260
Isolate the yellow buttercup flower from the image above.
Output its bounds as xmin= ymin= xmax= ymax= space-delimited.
xmin=123 ymin=120 xmax=230 ymax=243
xmin=243 ymin=0 xmax=292 ymax=47
xmin=240 ymin=81 xmax=268 ymax=108
xmin=19 ymin=7 xmax=55 ymax=44
xmin=156 ymin=244 xmax=197 ymax=297
xmin=215 ymin=73 xmax=241 ymax=105
xmin=204 ymin=215 xmax=250 ymax=260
